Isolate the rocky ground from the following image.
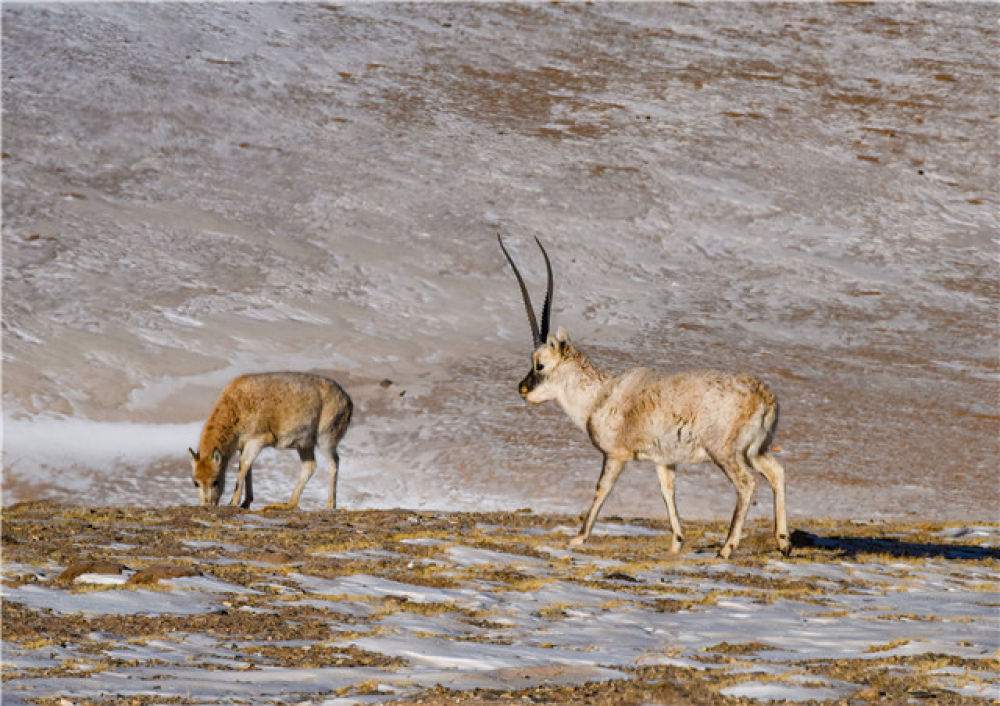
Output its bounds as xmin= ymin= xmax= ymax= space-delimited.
xmin=2 ymin=502 xmax=997 ymax=704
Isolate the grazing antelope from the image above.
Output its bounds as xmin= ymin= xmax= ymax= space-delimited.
xmin=498 ymin=236 xmax=790 ymax=558
xmin=188 ymin=372 xmax=352 ymax=510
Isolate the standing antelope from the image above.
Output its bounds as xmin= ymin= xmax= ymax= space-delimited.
xmin=498 ymin=236 xmax=790 ymax=558
xmin=188 ymin=372 xmax=352 ymax=510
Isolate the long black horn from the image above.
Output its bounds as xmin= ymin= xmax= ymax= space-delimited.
xmin=535 ymin=237 xmax=553 ymax=342
xmin=498 ymin=234 xmax=541 ymax=346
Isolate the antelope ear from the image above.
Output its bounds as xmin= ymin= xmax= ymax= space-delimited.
xmin=212 ymin=448 xmax=222 ymax=466
xmin=546 ymin=332 xmax=560 ymax=350
xmin=555 ymin=326 xmax=570 ymax=344
xmin=188 ymin=447 xmax=200 ymax=462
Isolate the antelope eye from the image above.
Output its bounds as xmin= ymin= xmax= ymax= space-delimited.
xmin=193 ymin=479 xmax=199 ymax=488
xmin=535 ymin=361 xmax=544 ymax=372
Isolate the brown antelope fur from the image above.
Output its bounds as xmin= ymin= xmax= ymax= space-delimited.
xmin=188 ymin=372 xmax=352 ymax=510
xmin=500 ymin=236 xmax=790 ymax=559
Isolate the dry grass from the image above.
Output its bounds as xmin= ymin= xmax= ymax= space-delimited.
xmin=2 ymin=502 xmax=997 ymax=704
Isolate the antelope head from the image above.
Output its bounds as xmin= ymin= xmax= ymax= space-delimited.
xmin=498 ymin=235 xmax=571 ymax=404
xmin=188 ymin=447 xmax=225 ymax=506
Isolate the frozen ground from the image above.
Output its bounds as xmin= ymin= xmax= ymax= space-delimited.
xmin=2 ymin=3 xmax=998 ymax=521
xmin=2 ymin=503 xmax=998 ymax=704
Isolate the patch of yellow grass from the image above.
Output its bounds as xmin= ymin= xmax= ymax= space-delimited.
xmin=16 ymin=637 xmax=58 ymax=650
xmin=536 ymin=602 xmax=576 ymax=619
xmin=814 ymin=609 xmax=850 ymax=618
xmin=864 ymin=638 xmax=911 ymax=653
xmin=373 ymin=597 xmax=486 ymax=619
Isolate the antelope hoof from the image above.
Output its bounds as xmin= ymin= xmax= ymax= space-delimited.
xmin=717 ymin=544 xmax=734 ymax=560
xmin=778 ymin=536 xmax=792 ymax=556
xmin=669 ymin=535 xmax=684 ymax=554
xmin=568 ymin=534 xmax=588 ymax=548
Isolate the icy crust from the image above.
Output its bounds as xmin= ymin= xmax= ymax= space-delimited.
xmin=2 ymin=504 xmax=998 ymax=704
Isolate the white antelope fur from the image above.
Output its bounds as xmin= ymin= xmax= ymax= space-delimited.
xmin=521 ymin=328 xmax=790 ymax=558
xmin=501 ymin=236 xmax=790 ymax=558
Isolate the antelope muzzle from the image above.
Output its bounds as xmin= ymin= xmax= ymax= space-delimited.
xmin=519 ymin=369 xmax=540 ymax=399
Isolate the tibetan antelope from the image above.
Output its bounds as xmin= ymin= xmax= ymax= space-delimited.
xmin=189 ymin=372 xmax=352 ymax=510
xmin=498 ymin=236 xmax=790 ymax=558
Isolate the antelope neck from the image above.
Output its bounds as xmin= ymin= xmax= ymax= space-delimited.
xmin=553 ymin=354 xmax=610 ymax=431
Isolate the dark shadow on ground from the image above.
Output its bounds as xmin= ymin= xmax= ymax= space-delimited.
xmin=790 ymin=530 xmax=1000 ymax=561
